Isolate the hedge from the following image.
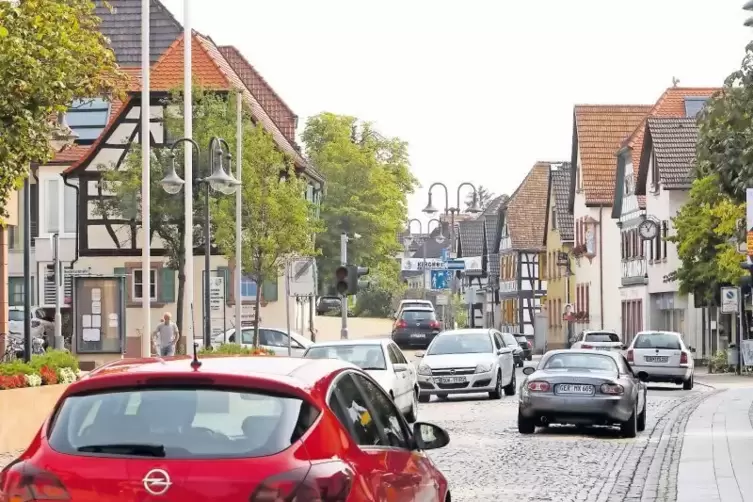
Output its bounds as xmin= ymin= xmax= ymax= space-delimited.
xmin=0 ymin=350 xmax=80 ymax=390
xmin=198 ymin=343 xmax=275 ymax=356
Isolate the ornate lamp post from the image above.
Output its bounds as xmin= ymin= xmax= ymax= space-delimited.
xmin=160 ymin=137 xmax=240 ymax=349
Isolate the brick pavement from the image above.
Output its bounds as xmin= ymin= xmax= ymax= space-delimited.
xmin=677 ymin=386 xmax=753 ymax=502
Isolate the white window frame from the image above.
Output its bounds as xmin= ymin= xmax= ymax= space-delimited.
xmin=38 ymin=173 xmax=77 ymax=238
xmin=132 ymin=268 xmax=158 ymax=301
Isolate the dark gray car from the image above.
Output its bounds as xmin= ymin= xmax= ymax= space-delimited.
xmin=518 ymin=349 xmax=648 ymax=438
xmin=391 ymin=307 xmax=441 ymax=349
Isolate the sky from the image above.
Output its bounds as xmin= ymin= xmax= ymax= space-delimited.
xmin=162 ymin=0 xmax=752 ymax=225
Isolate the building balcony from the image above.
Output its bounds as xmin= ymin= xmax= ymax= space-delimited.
xmin=621 ymin=257 xmax=648 ymax=286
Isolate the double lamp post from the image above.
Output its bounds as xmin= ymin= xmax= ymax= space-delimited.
xmin=159 ymin=136 xmax=240 ymax=349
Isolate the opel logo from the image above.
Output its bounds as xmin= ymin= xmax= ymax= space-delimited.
xmin=143 ymin=469 xmax=172 ymax=496
xmin=449 ymin=369 xmax=455 ymax=374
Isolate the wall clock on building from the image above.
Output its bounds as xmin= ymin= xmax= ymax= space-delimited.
xmin=638 ymin=219 xmax=658 ymax=240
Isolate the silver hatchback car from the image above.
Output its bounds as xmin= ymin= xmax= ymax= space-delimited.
xmin=518 ymin=349 xmax=648 ymax=438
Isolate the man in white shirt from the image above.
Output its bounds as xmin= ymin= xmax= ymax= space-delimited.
xmin=152 ymin=312 xmax=180 ymax=356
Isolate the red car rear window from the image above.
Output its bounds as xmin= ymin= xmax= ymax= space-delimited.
xmin=48 ymin=387 xmax=319 ymax=459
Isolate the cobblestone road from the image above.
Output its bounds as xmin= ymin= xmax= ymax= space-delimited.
xmin=418 ymin=368 xmax=717 ymax=502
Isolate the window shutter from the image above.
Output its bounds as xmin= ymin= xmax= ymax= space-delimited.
xmin=262 ymin=278 xmax=278 ymax=302
xmin=217 ymin=266 xmax=231 ymax=301
xmin=159 ymin=268 xmax=176 ymax=303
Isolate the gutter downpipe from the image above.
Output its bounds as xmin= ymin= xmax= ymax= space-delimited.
xmin=599 ymin=206 xmax=604 ymax=329
xmin=61 ymin=174 xmax=80 ymax=268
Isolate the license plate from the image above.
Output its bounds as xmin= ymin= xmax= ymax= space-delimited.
xmin=436 ymin=376 xmax=466 ymax=384
xmin=410 ymin=333 xmax=427 ymax=338
xmin=595 ymin=346 xmax=611 ymax=351
xmin=644 ymin=356 xmax=669 ymax=363
xmin=555 ymin=384 xmax=594 ymax=395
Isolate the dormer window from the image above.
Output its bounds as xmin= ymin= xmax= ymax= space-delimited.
xmin=65 ymin=98 xmax=110 ymax=144
xmin=551 ymin=206 xmax=557 ymax=230
xmin=684 ymin=97 xmax=709 ymax=118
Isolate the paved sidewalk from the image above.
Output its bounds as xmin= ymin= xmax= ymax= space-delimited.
xmin=677 ymin=387 xmax=753 ymax=502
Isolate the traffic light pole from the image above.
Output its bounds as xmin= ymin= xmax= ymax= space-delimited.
xmin=340 ymin=233 xmax=348 ymax=339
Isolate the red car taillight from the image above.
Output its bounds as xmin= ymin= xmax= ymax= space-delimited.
xmin=600 ymin=383 xmax=624 ymax=395
xmin=581 ymin=344 xmax=593 ymax=349
xmin=680 ymin=352 xmax=688 ymax=364
xmin=250 ymin=461 xmax=354 ymax=502
xmin=527 ymin=381 xmax=550 ymax=392
xmin=395 ymin=320 xmax=407 ymax=329
xmin=429 ymin=320 xmax=440 ymax=329
xmin=627 ymin=349 xmax=634 ymax=362
xmin=1 ymin=461 xmax=70 ymax=501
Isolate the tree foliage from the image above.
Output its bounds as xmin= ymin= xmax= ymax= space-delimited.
xmin=465 ymin=185 xmax=495 ymax=211
xmin=668 ymin=174 xmax=745 ymax=303
xmin=0 ymin=0 xmax=124 ymax=219
xmin=212 ymin=99 xmax=319 ymax=344
xmin=302 ymin=113 xmax=417 ymax=297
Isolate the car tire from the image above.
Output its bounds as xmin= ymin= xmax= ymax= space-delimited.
xmin=489 ymin=371 xmax=503 ymax=399
xmin=518 ymin=409 xmax=535 ymax=434
xmin=620 ymin=404 xmax=638 ymax=438
xmin=504 ymin=370 xmax=516 ymax=396
xmin=418 ymin=393 xmax=431 ymax=403
xmin=405 ymin=389 xmax=419 ymax=423
xmin=683 ymin=375 xmax=694 ymax=390
xmin=637 ymin=401 xmax=646 ymax=432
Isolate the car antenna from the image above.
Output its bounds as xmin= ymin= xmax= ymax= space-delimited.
xmin=190 ymin=343 xmax=202 ymax=370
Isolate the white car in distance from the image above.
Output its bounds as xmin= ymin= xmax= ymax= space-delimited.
xmin=394 ymin=299 xmax=434 ymax=318
xmin=415 ymin=329 xmax=517 ymax=402
xmin=570 ymin=330 xmax=626 ymax=352
xmin=212 ymin=326 xmax=312 ymax=356
xmin=626 ymin=331 xmax=696 ymax=389
xmin=302 ymin=339 xmax=419 ymax=422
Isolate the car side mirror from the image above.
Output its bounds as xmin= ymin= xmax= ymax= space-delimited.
xmin=621 ymin=345 xmax=627 ymax=350
xmin=638 ymin=373 xmax=649 ymax=382
xmin=415 ymin=352 xmax=424 ymax=358
xmin=689 ymin=347 xmax=696 ymax=353
xmin=522 ymin=366 xmax=536 ymax=376
xmin=413 ymin=422 xmax=450 ymax=450
xmin=393 ymin=364 xmax=408 ymax=372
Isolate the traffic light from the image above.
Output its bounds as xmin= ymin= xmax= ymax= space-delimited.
xmin=741 ymin=259 xmax=753 ymax=295
xmin=335 ymin=266 xmax=348 ymax=295
xmin=347 ymin=265 xmax=370 ymax=296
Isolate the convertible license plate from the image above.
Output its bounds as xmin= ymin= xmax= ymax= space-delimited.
xmin=410 ymin=333 xmax=427 ymax=338
xmin=644 ymin=356 xmax=669 ymax=363
xmin=555 ymin=384 xmax=594 ymax=395
xmin=436 ymin=376 xmax=467 ymax=384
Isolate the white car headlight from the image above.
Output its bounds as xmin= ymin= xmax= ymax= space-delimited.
xmin=475 ymin=363 xmax=493 ymax=373
xmin=418 ymin=365 xmax=432 ymax=376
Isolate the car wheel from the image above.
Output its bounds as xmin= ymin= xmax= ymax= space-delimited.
xmin=637 ymin=401 xmax=646 ymax=432
xmin=683 ymin=375 xmax=694 ymax=390
xmin=405 ymin=389 xmax=419 ymax=423
xmin=518 ymin=409 xmax=535 ymax=434
xmin=418 ymin=393 xmax=431 ymax=403
xmin=504 ymin=369 xmax=516 ymax=396
xmin=620 ymin=404 xmax=638 ymax=438
xmin=489 ymin=371 xmax=503 ymax=399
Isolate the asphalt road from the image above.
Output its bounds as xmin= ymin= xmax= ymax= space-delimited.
xmin=414 ymin=361 xmax=713 ymax=502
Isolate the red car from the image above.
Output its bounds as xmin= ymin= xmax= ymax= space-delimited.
xmin=0 ymin=354 xmax=451 ymax=501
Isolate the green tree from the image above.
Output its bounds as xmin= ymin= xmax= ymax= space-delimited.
xmin=465 ymin=185 xmax=495 ymax=212
xmin=668 ymin=174 xmax=745 ymax=304
xmin=212 ymin=119 xmax=318 ymax=346
xmin=694 ymin=42 xmax=753 ymax=202
xmin=0 ymin=0 xmax=123 ymax=219
xmin=302 ymin=113 xmax=417 ymax=301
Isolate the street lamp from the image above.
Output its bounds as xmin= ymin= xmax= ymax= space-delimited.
xmin=422 ymin=182 xmax=480 ymax=326
xmin=745 ymin=0 xmax=753 ymax=26
xmin=160 ymin=136 xmax=240 ymax=349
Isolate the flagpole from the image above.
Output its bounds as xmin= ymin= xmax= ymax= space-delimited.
xmin=234 ymin=90 xmax=243 ymax=333
xmin=183 ymin=0 xmax=195 ymax=357
xmin=140 ymin=0 xmax=151 ymax=357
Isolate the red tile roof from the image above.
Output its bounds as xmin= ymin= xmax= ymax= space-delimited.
xmin=574 ymin=105 xmax=652 ymax=206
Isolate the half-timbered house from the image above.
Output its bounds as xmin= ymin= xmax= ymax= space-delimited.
xmin=611 ymin=87 xmax=717 ymax=346
xmin=9 ymin=4 xmax=323 ymax=360
xmin=497 ymin=163 xmax=550 ymax=335
xmin=457 ymin=219 xmax=485 ymax=327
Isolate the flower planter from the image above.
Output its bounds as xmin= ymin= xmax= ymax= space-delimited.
xmin=0 ymin=383 xmax=70 ymax=454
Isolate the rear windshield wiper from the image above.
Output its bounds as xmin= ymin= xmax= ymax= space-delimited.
xmin=77 ymin=443 xmax=166 ymax=457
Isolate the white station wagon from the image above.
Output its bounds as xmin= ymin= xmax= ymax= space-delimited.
xmin=626 ymin=331 xmax=695 ymax=389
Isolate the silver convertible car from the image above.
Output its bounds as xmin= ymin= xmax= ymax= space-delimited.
xmin=518 ymin=349 xmax=648 ymax=438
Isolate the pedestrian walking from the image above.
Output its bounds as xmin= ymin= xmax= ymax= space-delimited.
xmin=153 ymin=312 xmax=180 ymax=357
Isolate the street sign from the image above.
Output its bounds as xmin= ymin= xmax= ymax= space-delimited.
xmin=441 ymin=248 xmax=449 ymax=262
xmin=446 ymin=259 xmax=465 ymax=270
xmin=430 ymin=270 xmax=450 ymax=290
xmin=288 ymin=258 xmax=315 ymax=296
xmin=401 ymin=258 xmax=445 ymax=271
xmin=208 ymin=276 xmax=225 ymax=340
xmin=435 ymin=294 xmax=448 ymax=306
xmin=721 ymin=287 xmax=739 ymax=314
